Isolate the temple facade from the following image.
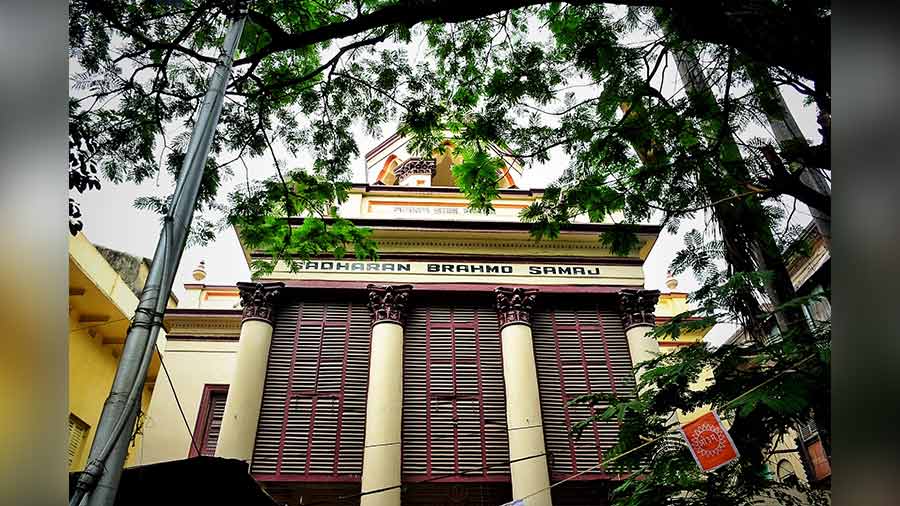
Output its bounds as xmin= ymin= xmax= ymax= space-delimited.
xmin=142 ymin=134 xmax=710 ymax=505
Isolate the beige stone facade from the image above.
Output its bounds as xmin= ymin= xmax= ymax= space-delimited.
xmin=140 ymin=133 xmax=720 ymax=506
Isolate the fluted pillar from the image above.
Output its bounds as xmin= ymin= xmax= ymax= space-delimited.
xmin=495 ymin=287 xmax=552 ymax=506
xmin=360 ymin=284 xmax=412 ymax=506
xmin=216 ymin=282 xmax=283 ymax=462
xmin=617 ymin=288 xmax=662 ymax=391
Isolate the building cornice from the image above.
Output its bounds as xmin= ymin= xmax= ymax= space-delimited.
xmin=285 ymin=216 xmax=660 ymax=235
xmin=163 ymin=311 xmax=243 ymax=336
xmin=245 ymin=220 xmax=659 ymax=263
xmin=364 ymin=131 xmax=403 ymax=159
xmin=350 ymin=183 xmax=546 ymax=197
xmin=246 ymin=280 xmax=634 ymax=294
xmin=254 ymin=252 xmax=643 ymax=266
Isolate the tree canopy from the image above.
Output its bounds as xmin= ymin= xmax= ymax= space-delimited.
xmin=69 ymin=1 xmax=831 ymax=504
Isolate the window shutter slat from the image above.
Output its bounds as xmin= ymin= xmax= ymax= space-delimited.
xmin=251 ymin=298 xmax=370 ymax=476
xmin=68 ymin=415 xmax=89 ymax=467
xmin=533 ymin=302 xmax=635 ymax=474
xmin=403 ymin=304 xmax=508 ymax=478
xmin=201 ymin=391 xmax=228 ymax=456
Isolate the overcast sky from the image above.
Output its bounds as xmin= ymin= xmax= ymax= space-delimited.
xmin=73 ymin=22 xmax=822 ymax=347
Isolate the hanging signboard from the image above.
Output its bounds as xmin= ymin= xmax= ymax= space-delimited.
xmin=680 ymin=411 xmax=740 ymax=472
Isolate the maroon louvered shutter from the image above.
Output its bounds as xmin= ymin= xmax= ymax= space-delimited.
xmin=533 ymin=300 xmax=635 ymax=475
xmin=191 ymin=384 xmax=229 ymax=458
xmin=204 ymin=391 xmax=227 ymax=455
xmin=251 ymin=297 xmax=371 ymax=478
xmin=403 ymin=304 xmax=509 ymax=479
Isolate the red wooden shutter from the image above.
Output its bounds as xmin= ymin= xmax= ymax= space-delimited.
xmin=191 ymin=384 xmax=229 ymax=458
xmin=251 ymin=297 xmax=371 ymax=478
xmin=806 ymin=439 xmax=832 ymax=481
xmin=204 ymin=391 xmax=227 ymax=455
xmin=532 ymin=301 xmax=635 ymax=475
xmin=403 ymin=304 xmax=509 ymax=479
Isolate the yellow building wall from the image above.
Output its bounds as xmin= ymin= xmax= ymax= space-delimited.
xmin=68 ymin=310 xmax=153 ymax=470
xmin=654 ymin=292 xmax=714 ymax=424
xmin=767 ymin=429 xmax=809 ymax=483
xmin=179 ymin=286 xmax=241 ymax=310
xmin=68 ymin=233 xmax=172 ymax=471
xmin=141 ymin=339 xmax=239 ymax=464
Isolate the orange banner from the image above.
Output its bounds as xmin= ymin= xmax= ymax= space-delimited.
xmin=680 ymin=411 xmax=740 ymax=472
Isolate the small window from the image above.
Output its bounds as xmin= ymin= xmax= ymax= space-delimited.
xmin=190 ymin=384 xmax=229 ymax=457
xmin=68 ymin=414 xmax=90 ymax=468
xmin=797 ymin=417 xmax=818 ymax=441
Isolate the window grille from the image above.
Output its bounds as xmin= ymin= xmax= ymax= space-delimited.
xmin=797 ymin=418 xmax=818 ymax=441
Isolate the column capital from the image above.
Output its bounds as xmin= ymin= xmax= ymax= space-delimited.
xmin=495 ymin=287 xmax=539 ymax=329
xmin=367 ymin=284 xmax=412 ymax=326
xmin=237 ymin=282 xmax=284 ymax=325
xmin=617 ymin=288 xmax=660 ymax=330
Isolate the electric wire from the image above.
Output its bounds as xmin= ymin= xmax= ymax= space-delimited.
xmin=500 ymin=353 xmax=820 ymax=505
xmin=72 ymin=7 xmax=249 ymax=506
xmin=69 ymin=318 xmax=132 ymax=334
xmin=76 ymin=13 xmax=250 ymax=499
xmin=72 ymin=209 xmax=178 ymax=506
xmin=275 ymin=416 xmax=526 ymax=505
xmin=299 ymin=451 xmax=550 ymax=506
xmin=155 ymin=344 xmax=203 ymax=456
xmin=291 ymin=353 xmax=818 ymax=506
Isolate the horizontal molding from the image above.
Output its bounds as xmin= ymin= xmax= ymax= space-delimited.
xmin=286 ymin=216 xmax=660 ymax=235
xmin=165 ymin=334 xmax=240 ymax=342
xmin=261 ymin=279 xmax=633 ymax=295
xmin=252 ymin=474 xmax=361 ymax=483
xmin=250 ymin=252 xmax=643 ymax=265
xmin=375 ymin=238 xmax=607 ymax=250
xmin=351 ymin=183 xmax=545 ymax=197
xmin=164 ymin=313 xmax=242 ymax=336
xmin=165 ymin=309 xmax=242 ymax=317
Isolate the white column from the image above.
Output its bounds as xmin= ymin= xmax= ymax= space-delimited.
xmin=617 ymin=287 xmax=683 ymax=434
xmin=496 ymin=287 xmax=552 ymax=506
xmin=216 ymin=282 xmax=283 ymax=462
xmin=360 ymin=285 xmax=411 ymax=506
xmin=617 ymin=288 xmax=662 ymax=390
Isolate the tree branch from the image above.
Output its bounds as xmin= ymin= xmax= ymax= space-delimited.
xmin=233 ymin=0 xmax=670 ymax=66
xmin=246 ymin=31 xmax=391 ymax=96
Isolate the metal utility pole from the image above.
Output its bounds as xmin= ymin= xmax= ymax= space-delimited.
xmin=71 ymin=10 xmax=247 ymax=506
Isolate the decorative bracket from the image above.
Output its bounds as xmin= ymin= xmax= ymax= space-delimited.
xmin=367 ymin=284 xmax=413 ymax=325
xmin=236 ymin=282 xmax=284 ymax=325
xmin=393 ymin=158 xmax=437 ymax=181
xmin=495 ymin=287 xmax=539 ymax=329
xmin=617 ymin=288 xmax=660 ymax=330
